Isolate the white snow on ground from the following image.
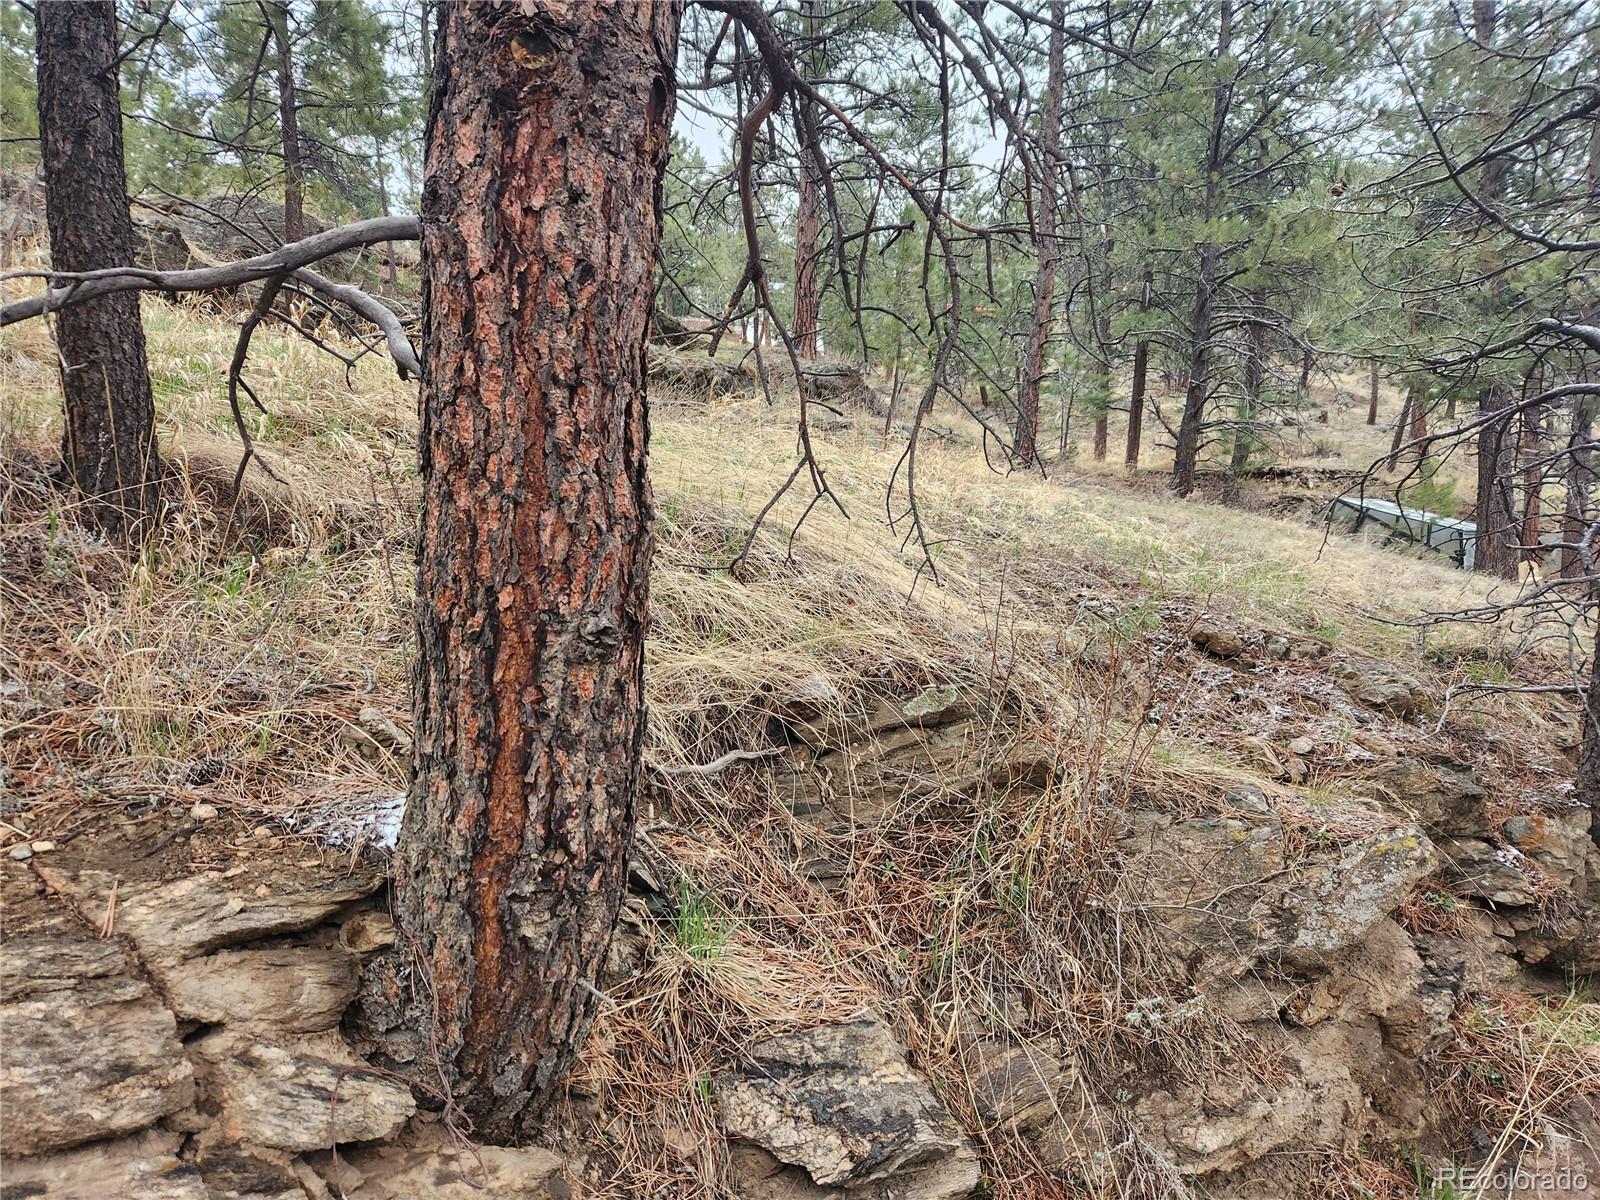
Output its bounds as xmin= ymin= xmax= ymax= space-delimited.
xmin=281 ymin=789 xmax=406 ymax=851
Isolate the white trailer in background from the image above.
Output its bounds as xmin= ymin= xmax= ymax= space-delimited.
xmin=1328 ymin=495 xmax=1478 ymax=571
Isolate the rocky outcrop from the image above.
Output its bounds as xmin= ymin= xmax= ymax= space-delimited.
xmin=161 ymin=947 xmax=359 ymax=1032
xmin=715 ymin=1019 xmax=979 ymax=1200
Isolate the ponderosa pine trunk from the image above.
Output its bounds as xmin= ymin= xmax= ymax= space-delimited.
xmin=1470 ymin=0 xmax=1520 ymax=579
xmin=791 ymin=0 xmax=822 ymax=358
xmin=1231 ymin=298 xmax=1266 ymax=471
xmin=397 ymin=0 xmax=679 ymax=1137
xmin=1366 ymin=362 xmax=1379 ymax=425
xmin=1013 ymin=0 xmax=1064 ymax=468
xmin=1171 ymin=0 xmax=1232 ymax=497
xmin=35 ymin=0 xmax=163 ymax=541
xmin=1125 ymin=268 xmax=1151 ymax=467
xmin=265 ymin=1 xmax=305 ymax=242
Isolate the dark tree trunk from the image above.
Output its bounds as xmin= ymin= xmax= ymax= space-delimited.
xmin=1577 ymin=644 xmax=1600 ymax=848
xmin=35 ymin=0 xmax=162 ymax=541
xmin=1520 ymin=397 xmax=1546 ymax=566
xmin=1474 ymin=385 xmax=1520 ymax=578
xmin=1446 ymin=392 xmax=1458 ymax=420
xmin=1366 ymin=362 xmax=1379 ymax=425
xmin=1387 ymin=390 xmax=1412 ymax=472
xmin=1470 ymin=0 xmax=1519 ymax=579
xmin=397 ymin=0 xmax=679 ymax=1138
xmin=266 ymin=0 xmax=304 ymax=242
xmin=1298 ymin=343 xmax=1314 ymax=394
xmin=1172 ymin=242 xmax=1218 ymax=496
xmin=1171 ymin=0 xmax=1232 ymax=497
xmin=1125 ymin=269 xmax=1151 ymax=468
xmin=1012 ymin=1 xmax=1064 ymax=468
xmin=1562 ymin=393 xmax=1594 ymax=580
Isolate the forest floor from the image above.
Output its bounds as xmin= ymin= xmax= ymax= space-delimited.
xmin=2 ymin=304 xmax=1597 ymax=1200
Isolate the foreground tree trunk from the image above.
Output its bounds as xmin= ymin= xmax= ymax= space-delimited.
xmin=1366 ymin=362 xmax=1379 ymax=425
xmin=397 ymin=0 xmax=679 ymax=1138
xmin=1012 ymin=1 xmax=1064 ymax=468
xmin=35 ymin=0 xmax=163 ymax=541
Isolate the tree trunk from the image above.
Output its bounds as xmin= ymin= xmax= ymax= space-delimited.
xmin=35 ymin=0 xmax=163 ymax=542
xmin=1298 ymin=343 xmax=1314 ymax=394
xmin=1012 ymin=1 xmax=1064 ymax=468
xmin=1520 ymin=397 xmax=1545 ymax=567
xmin=1172 ymin=243 xmax=1217 ymax=496
xmin=1562 ymin=394 xmax=1594 ymax=580
xmin=1366 ymin=362 xmax=1379 ymax=425
xmin=1474 ymin=386 xmax=1520 ymax=578
xmin=1470 ymin=0 xmax=1519 ymax=578
xmin=1231 ymin=297 xmax=1266 ymax=471
xmin=791 ymin=0 xmax=822 ymax=358
xmin=1171 ymin=0 xmax=1232 ymax=497
xmin=792 ymin=151 xmax=820 ymax=356
xmin=1125 ymin=268 xmax=1151 ymax=468
xmin=1387 ymin=390 xmax=1412 ymax=472
xmin=397 ymin=0 xmax=679 ymax=1138
xmin=265 ymin=0 xmax=304 ymax=242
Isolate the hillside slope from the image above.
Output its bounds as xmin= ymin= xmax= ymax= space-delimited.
xmin=2 ymin=314 xmax=1596 ymax=1200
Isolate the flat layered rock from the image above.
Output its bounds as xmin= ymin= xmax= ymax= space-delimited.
xmin=0 ymin=1130 xmax=209 ymax=1200
xmin=192 ymin=1029 xmax=415 ymax=1152
xmin=1 ymin=933 xmax=193 ymax=1155
xmin=38 ymin=862 xmax=383 ymax=966
xmin=161 ymin=946 xmax=360 ymax=1032
xmin=308 ymin=1125 xmax=568 ymax=1199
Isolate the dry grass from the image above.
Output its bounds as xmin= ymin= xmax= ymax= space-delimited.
xmin=1 ymin=303 xmax=1588 ymax=1199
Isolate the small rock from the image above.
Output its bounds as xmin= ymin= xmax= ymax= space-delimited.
xmin=29 ymin=839 xmax=56 ymax=854
xmin=1332 ymin=659 xmax=1428 ymax=716
xmin=1286 ymin=736 xmax=1315 ymax=756
xmin=251 ymin=825 xmax=275 ymax=842
xmin=339 ymin=910 xmax=396 ymax=954
xmin=9 ymin=842 xmax=33 ymax=861
xmin=189 ymin=802 xmax=219 ymax=822
xmin=1191 ymin=622 xmax=1246 ymax=658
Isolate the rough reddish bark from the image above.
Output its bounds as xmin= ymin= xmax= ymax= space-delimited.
xmin=1013 ymin=1 xmax=1064 ymax=468
xmin=397 ymin=0 xmax=679 ymax=1137
xmin=35 ymin=0 xmax=163 ymax=541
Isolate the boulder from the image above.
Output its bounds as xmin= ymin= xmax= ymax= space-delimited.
xmin=1190 ymin=622 xmax=1247 ymax=658
xmin=0 ymin=932 xmax=194 ymax=1155
xmin=0 ymin=1130 xmax=209 ymax=1200
xmin=714 ymin=1019 xmax=978 ymax=1200
xmin=1118 ymin=812 xmax=1436 ymax=977
xmin=1502 ymin=809 xmax=1597 ymax=892
xmin=1437 ymin=837 xmax=1538 ymax=907
xmin=160 ymin=947 xmax=359 ymax=1032
xmin=1365 ymin=757 xmax=1487 ymax=834
xmin=191 ymin=1029 xmax=415 ymax=1152
xmin=1333 ymin=659 xmax=1429 ymax=716
xmin=964 ymin=1040 xmax=1066 ymax=1132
